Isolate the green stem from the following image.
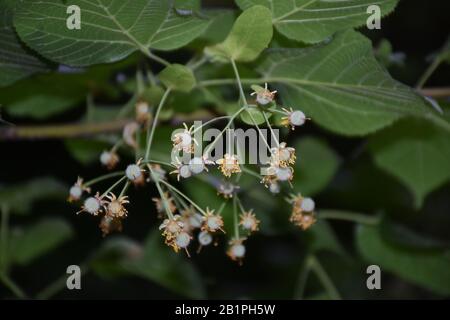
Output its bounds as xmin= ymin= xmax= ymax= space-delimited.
xmin=203 ymin=107 xmax=246 ymax=157
xmin=198 ymin=78 xmax=262 ymax=88
xmin=425 ymin=112 xmax=450 ymax=133
xmin=318 ymin=210 xmax=380 ymax=225
xmin=143 ymin=50 xmax=170 ymax=67
xmin=170 ymin=190 xmax=190 ymax=212
xmin=119 ymin=182 xmax=130 ymax=198
xmin=145 ymin=89 xmax=171 ymax=161
xmin=230 ymin=60 xmax=272 ymax=151
xmin=148 ymin=165 xmax=174 ymax=220
xmin=0 ymin=273 xmax=27 ymax=299
xmin=416 ymin=56 xmax=443 ymax=89
xmin=189 ymin=55 xmax=208 ymax=71
xmin=294 ymin=257 xmax=312 ymax=300
xmin=230 ymin=59 xmax=248 ymax=105
xmin=236 ymin=196 xmax=246 ymax=214
xmin=309 ymin=256 xmax=341 ymax=300
xmin=159 ymin=179 xmax=208 ymax=216
xmin=111 ymin=139 xmax=123 ymax=153
xmin=216 ymin=202 xmax=227 ymax=215
xmin=141 ymin=159 xmax=175 ymax=168
xmin=233 ymin=196 xmax=240 ymax=239
xmin=1 ymin=205 xmax=9 ymax=272
xmin=101 ymin=176 xmax=127 ymax=198
xmin=245 ymin=109 xmax=272 ymax=151
xmin=241 ymin=166 xmax=262 ymax=180
xmin=192 ymin=116 xmax=231 ymax=134
xmin=116 ymin=92 xmax=139 ymax=119
xmin=262 ymin=111 xmax=280 ymax=147
xmin=84 ymin=171 xmax=124 ymax=187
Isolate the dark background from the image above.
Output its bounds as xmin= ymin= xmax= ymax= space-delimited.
xmin=1 ymin=0 xmax=449 ymax=299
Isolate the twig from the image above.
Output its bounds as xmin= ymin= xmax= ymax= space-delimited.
xmin=0 ymin=273 xmax=27 ymax=299
xmin=419 ymin=87 xmax=450 ymax=99
xmin=0 ymin=119 xmax=133 ymax=140
xmin=309 ymin=256 xmax=341 ymax=300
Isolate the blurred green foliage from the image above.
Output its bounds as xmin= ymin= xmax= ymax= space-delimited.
xmin=0 ymin=0 xmax=449 ymax=300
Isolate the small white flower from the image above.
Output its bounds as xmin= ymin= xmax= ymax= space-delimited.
xmin=216 ymin=154 xmax=241 ymax=177
xmin=269 ymin=182 xmax=280 ymax=194
xmin=250 ymin=83 xmax=277 ymax=106
xmin=239 ymin=210 xmax=260 ymax=232
xmin=159 ymin=215 xmax=184 ymax=234
xmin=83 ymin=197 xmax=101 ymax=215
xmin=230 ymin=243 xmax=245 ymax=258
xmin=281 ymin=108 xmax=309 ymax=130
xmin=227 ymin=238 xmax=247 ymax=262
xmin=100 ymin=150 xmax=119 ymax=169
xmin=100 ymin=151 xmax=112 ymax=165
xmin=188 ymin=213 xmax=203 ymax=229
xmin=202 ymin=209 xmax=224 ymax=233
xmin=123 ymin=122 xmax=139 ymax=149
xmin=189 ymin=157 xmax=205 ymax=174
xmin=172 ymin=123 xmax=196 ymax=153
xmin=170 ymin=158 xmax=193 ymax=181
xmin=198 ymin=231 xmax=213 ymax=246
xmin=270 ymin=142 xmax=296 ymax=167
xmin=69 ymin=185 xmax=82 ymax=200
xmin=217 ymin=182 xmax=239 ymax=199
xmin=175 ymin=232 xmax=191 ymax=249
xmin=301 ymin=197 xmax=315 ymax=212
xmin=275 ymin=167 xmax=293 ymax=181
xmin=136 ymin=100 xmax=149 ymax=115
xmin=179 ymin=164 xmax=192 ymax=178
xmin=68 ymin=177 xmax=90 ymax=202
xmin=290 ymin=110 xmax=306 ymax=126
xmin=179 ymin=132 xmax=192 ymax=147
xmin=207 ymin=216 xmax=221 ymax=230
xmin=126 ymin=164 xmax=142 ymax=181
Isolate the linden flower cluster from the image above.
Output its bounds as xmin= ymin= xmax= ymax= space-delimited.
xmin=72 ymin=159 xmax=146 ymax=236
xmin=157 ymin=206 xmax=223 ymax=256
xmin=250 ymin=84 xmax=307 ymax=194
xmin=69 ymin=80 xmax=315 ymax=264
xmin=288 ymin=194 xmax=317 ymax=230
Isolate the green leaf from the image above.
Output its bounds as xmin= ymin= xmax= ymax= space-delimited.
xmin=197 ymin=9 xmax=236 ymax=44
xmin=293 ymin=137 xmax=339 ymax=196
xmin=236 ymin=0 xmax=398 ymax=44
xmin=369 ymin=118 xmax=450 ymax=208
xmin=65 ymin=138 xmax=113 ymax=165
xmin=205 ymin=5 xmax=273 ymax=62
xmin=375 ymin=39 xmax=393 ymax=67
xmin=14 ymin=0 xmax=210 ymax=67
xmin=356 ymin=223 xmax=450 ymax=296
xmin=305 ymin=220 xmax=345 ymax=256
xmin=159 ymin=64 xmax=196 ymax=92
xmin=123 ymin=230 xmax=206 ymax=299
xmin=0 ymin=3 xmax=50 ymax=87
xmin=240 ymin=107 xmax=272 ymax=125
xmin=256 ymin=30 xmax=434 ymax=136
xmin=0 ymin=60 xmax=130 ymax=119
xmin=90 ymin=236 xmax=143 ymax=278
xmin=0 ymin=178 xmax=67 ymax=214
xmin=10 ymin=218 xmax=73 ymax=265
